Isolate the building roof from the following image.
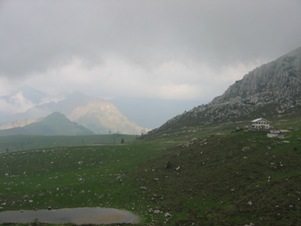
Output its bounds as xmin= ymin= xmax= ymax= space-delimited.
xmin=251 ymin=117 xmax=271 ymax=123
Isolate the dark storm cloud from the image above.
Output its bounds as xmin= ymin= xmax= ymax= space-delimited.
xmin=0 ymin=0 xmax=301 ymax=78
xmin=0 ymin=0 xmax=301 ymax=128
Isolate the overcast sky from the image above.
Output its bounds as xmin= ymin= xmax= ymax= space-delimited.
xmin=0 ymin=0 xmax=301 ymax=128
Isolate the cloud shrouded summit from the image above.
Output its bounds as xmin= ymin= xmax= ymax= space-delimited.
xmin=0 ymin=0 xmax=301 ymax=127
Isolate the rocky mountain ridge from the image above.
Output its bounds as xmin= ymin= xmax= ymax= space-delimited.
xmin=148 ymin=47 xmax=301 ymax=136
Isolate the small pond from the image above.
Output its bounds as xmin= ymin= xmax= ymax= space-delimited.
xmin=0 ymin=207 xmax=139 ymax=225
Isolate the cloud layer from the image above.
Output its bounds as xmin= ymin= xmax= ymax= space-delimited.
xmin=0 ymin=0 xmax=301 ymax=126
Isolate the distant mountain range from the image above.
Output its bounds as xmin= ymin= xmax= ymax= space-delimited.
xmin=0 ymin=90 xmax=147 ymax=135
xmin=147 ymin=47 xmax=301 ymax=137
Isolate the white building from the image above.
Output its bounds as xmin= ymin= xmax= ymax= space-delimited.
xmin=251 ymin=118 xmax=271 ymax=130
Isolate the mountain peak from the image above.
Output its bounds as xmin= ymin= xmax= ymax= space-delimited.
xmin=146 ymin=47 xmax=301 ymax=137
xmin=0 ymin=112 xmax=94 ymax=136
xmin=42 ymin=112 xmax=69 ymax=122
xmin=36 ymin=112 xmax=94 ymax=135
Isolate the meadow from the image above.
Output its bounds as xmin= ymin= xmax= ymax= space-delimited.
xmin=0 ymin=134 xmax=137 ymax=153
xmin=0 ymin=115 xmax=301 ymax=225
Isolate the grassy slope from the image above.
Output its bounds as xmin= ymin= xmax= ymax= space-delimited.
xmin=0 ymin=115 xmax=301 ymax=225
xmin=0 ymin=139 xmax=180 ymax=225
xmin=137 ymin=130 xmax=301 ymax=225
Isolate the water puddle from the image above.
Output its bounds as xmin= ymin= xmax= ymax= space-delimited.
xmin=0 ymin=207 xmax=139 ymax=225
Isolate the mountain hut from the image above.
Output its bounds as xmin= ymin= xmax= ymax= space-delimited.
xmin=251 ymin=118 xmax=271 ymax=130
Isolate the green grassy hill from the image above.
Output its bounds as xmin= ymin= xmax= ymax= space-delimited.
xmin=0 ymin=115 xmax=301 ymax=225
xmin=0 ymin=112 xmax=94 ymax=137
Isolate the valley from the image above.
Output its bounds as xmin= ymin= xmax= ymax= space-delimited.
xmin=1 ymin=1 xmax=301 ymax=225
xmin=0 ymin=114 xmax=300 ymax=225
xmin=0 ymin=47 xmax=301 ymax=225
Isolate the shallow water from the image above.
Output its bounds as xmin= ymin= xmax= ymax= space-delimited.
xmin=0 ymin=207 xmax=139 ymax=225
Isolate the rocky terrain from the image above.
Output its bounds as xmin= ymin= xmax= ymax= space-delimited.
xmin=147 ymin=47 xmax=301 ymax=136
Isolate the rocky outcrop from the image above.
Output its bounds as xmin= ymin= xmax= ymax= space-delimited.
xmin=147 ymin=47 xmax=301 ymax=136
xmin=212 ymin=47 xmax=301 ymax=111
